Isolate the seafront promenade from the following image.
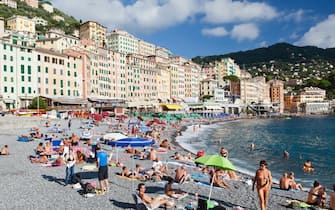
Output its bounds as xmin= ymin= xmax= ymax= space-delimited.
xmin=0 ymin=115 xmax=314 ymax=209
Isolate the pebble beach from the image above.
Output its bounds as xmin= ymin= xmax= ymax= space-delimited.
xmin=0 ymin=115 xmax=313 ymax=210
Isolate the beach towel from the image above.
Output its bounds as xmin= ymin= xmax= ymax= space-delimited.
xmin=286 ymin=200 xmax=310 ymax=209
xmin=116 ymin=175 xmax=138 ymax=181
xmin=196 ymin=181 xmax=225 ymax=190
xmin=190 ymin=173 xmax=209 ymax=180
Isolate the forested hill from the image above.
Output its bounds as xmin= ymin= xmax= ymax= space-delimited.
xmin=192 ymin=43 xmax=335 ymax=66
xmin=0 ymin=0 xmax=80 ymax=35
xmin=192 ymin=43 xmax=335 ymax=99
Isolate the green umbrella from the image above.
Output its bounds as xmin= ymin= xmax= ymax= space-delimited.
xmin=194 ymin=155 xmax=236 ymax=204
xmin=195 ymin=155 xmax=236 ymax=171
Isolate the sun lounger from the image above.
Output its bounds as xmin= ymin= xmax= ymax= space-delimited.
xmin=17 ymin=136 xmax=33 ymax=142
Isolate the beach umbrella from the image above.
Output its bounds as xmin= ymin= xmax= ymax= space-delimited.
xmin=103 ymin=132 xmax=128 ymax=141
xmin=194 ymin=155 xmax=236 ymax=202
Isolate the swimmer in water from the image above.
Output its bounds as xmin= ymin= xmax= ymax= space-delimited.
xmin=250 ymin=143 xmax=255 ymax=151
xmin=283 ymin=150 xmax=289 ymax=159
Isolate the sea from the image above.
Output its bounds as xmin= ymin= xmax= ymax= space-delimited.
xmin=176 ymin=116 xmax=335 ymax=190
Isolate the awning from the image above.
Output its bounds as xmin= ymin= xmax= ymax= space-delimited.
xmin=3 ymin=99 xmax=14 ymax=103
xmin=205 ymin=105 xmax=223 ymax=110
xmin=163 ymin=104 xmax=181 ymax=110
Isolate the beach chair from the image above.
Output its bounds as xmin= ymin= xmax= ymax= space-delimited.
xmin=132 ymin=192 xmax=160 ymax=210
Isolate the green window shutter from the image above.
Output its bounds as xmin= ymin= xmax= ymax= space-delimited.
xmin=11 ymin=87 xmax=14 ymax=93
xmin=38 ymin=66 xmax=40 ymax=72
xmin=28 ymin=87 xmax=32 ymax=94
xmin=4 ymin=87 xmax=7 ymax=93
xmin=21 ymin=76 xmax=24 ymax=82
xmin=21 ymin=87 xmax=25 ymax=94
xmin=53 ymin=79 xmax=56 ymax=85
xmin=28 ymin=76 xmax=31 ymax=82
xmin=3 ymin=55 xmax=6 ymax=60
xmin=3 ymin=44 xmax=6 ymax=50
xmin=67 ymin=90 xmax=71 ymax=96
xmin=4 ymin=65 xmax=7 ymax=72
xmin=45 ymin=67 xmax=48 ymax=73
xmin=53 ymin=89 xmax=56 ymax=95
xmin=21 ymin=65 xmax=24 ymax=73
xmin=28 ymin=66 xmax=31 ymax=74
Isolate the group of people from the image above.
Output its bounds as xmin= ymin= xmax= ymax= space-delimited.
xmin=279 ymin=171 xmax=303 ymax=191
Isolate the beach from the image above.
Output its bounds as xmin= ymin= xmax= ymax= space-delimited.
xmin=0 ymin=115 xmax=313 ymax=210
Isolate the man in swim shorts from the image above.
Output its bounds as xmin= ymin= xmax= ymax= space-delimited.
xmin=96 ymin=147 xmax=109 ymax=193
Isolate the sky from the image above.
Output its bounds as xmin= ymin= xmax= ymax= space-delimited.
xmin=50 ymin=0 xmax=335 ymax=59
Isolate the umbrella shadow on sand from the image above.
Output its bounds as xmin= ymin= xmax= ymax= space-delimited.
xmin=109 ymin=199 xmax=135 ymax=209
xmin=41 ymin=174 xmax=65 ymax=186
xmin=76 ymin=171 xmax=98 ymax=179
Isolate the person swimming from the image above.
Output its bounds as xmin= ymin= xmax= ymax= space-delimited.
xmin=303 ymin=160 xmax=314 ymax=172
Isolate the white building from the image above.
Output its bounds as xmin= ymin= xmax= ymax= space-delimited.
xmin=0 ymin=17 xmax=4 ymax=38
xmin=107 ymin=29 xmax=138 ymax=55
xmin=32 ymin=17 xmax=48 ymax=26
xmin=0 ymin=35 xmax=37 ymax=110
xmin=52 ymin=15 xmax=64 ymax=22
xmin=41 ymin=3 xmax=54 ymax=13
xmin=0 ymin=0 xmax=17 ymax=8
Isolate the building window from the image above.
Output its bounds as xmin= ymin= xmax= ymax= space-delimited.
xmin=45 ymin=78 xmax=48 ymax=84
xmin=45 ymin=67 xmax=48 ymax=73
xmin=28 ymin=57 xmax=31 ymax=61
xmin=27 ymin=66 xmax=31 ymax=74
xmin=28 ymin=76 xmax=31 ymax=82
xmin=67 ymin=81 xmax=70 ymax=86
xmin=37 ymin=54 xmax=40 ymax=61
xmin=67 ymin=71 xmax=70 ymax=76
xmin=38 ymin=66 xmax=40 ymax=72
xmin=3 ymin=65 xmax=7 ymax=72
xmin=38 ymin=77 xmax=41 ymax=83
xmin=10 ymin=56 xmax=13 ymax=61
xmin=21 ymin=87 xmax=25 ymax=94
xmin=45 ymin=88 xmax=49 ymax=95
xmin=3 ymin=44 xmax=6 ymax=50
xmin=60 ymin=89 xmax=64 ymax=95
xmin=4 ymin=77 xmax=7 ymax=82
xmin=67 ymin=90 xmax=71 ymax=96
xmin=60 ymin=80 xmax=63 ymax=88
xmin=21 ymin=65 xmax=24 ymax=73
xmin=74 ymin=64 xmax=76 ymax=69
xmin=53 ymin=68 xmax=56 ymax=74
xmin=53 ymin=79 xmax=56 ymax=85
xmin=3 ymin=55 xmax=6 ymax=60
xmin=28 ymin=87 xmax=32 ymax=94
xmin=53 ymin=89 xmax=56 ymax=95
xmin=11 ymin=87 xmax=14 ymax=93
xmin=4 ymin=87 xmax=7 ymax=93
xmin=21 ymin=56 xmax=24 ymax=61
xmin=21 ymin=75 xmax=25 ymax=82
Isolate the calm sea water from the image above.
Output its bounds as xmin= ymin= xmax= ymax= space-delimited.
xmin=176 ymin=116 xmax=335 ymax=190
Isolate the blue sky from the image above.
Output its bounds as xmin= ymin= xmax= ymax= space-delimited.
xmin=51 ymin=0 xmax=335 ymax=58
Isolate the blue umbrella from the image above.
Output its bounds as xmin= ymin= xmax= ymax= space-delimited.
xmin=108 ymin=137 xmax=155 ymax=147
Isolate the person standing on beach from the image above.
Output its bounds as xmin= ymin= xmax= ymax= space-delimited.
xmin=68 ymin=119 xmax=72 ymax=131
xmin=253 ymin=160 xmax=272 ymax=210
xmin=96 ymin=147 xmax=109 ymax=193
xmin=64 ymin=148 xmax=76 ymax=186
xmin=330 ymin=184 xmax=335 ymax=210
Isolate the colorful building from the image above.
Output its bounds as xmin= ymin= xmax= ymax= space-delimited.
xmin=6 ymin=15 xmax=35 ymax=34
xmin=80 ymin=21 xmax=107 ymax=48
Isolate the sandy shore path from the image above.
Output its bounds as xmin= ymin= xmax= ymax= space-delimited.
xmin=0 ymin=115 xmax=311 ymax=209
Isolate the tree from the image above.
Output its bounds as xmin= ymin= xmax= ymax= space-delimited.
xmin=223 ymin=75 xmax=240 ymax=82
xmin=201 ymin=95 xmax=213 ymax=102
xmin=29 ymin=97 xmax=47 ymax=109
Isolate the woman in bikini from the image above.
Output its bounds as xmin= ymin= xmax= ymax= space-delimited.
xmin=252 ymin=160 xmax=272 ymax=210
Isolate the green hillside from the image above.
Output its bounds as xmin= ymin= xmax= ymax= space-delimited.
xmin=192 ymin=43 xmax=335 ymax=99
xmin=0 ymin=0 xmax=80 ymax=35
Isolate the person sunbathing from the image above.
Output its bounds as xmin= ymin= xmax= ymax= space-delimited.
xmin=35 ymin=142 xmax=45 ymax=155
xmin=76 ymin=150 xmax=87 ymax=164
xmin=30 ymin=154 xmax=48 ymax=164
xmin=212 ymin=169 xmax=230 ymax=189
xmin=279 ymin=173 xmax=291 ymax=190
xmin=288 ymin=172 xmax=303 ymax=191
xmin=164 ymin=177 xmax=188 ymax=199
xmin=307 ymin=181 xmax=324 ymax=205
xmin=119 ymin=166 xmax=135 ymax=178
xmin=152 ymin=157 xmax=168 ymax=174
xmin=71 ymin=133 xmax=80 ymax=146
xmin=32 ymin=129 xmax=42 ymax=138
xmin=40 ymin=141 xmax=53 ymax=155
xmin=138 ymin=183 xmax=173 ymax=209
xmin=0 ymin=145 xmax=9 ymax=155
xmin=175 ymin=165 xmax=192 ymax=184
xmin=160 ymin=139 xmax=174 ymax=150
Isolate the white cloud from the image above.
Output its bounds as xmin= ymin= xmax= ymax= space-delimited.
xmin=289 ymin=32 xmax=299 ymax=40
xmin=51 ymin=0 xmax=277 ymax=34
xmin=295 ymin=14 xmax=335 ymax=48
xmin=202 ymin=27 xmax=228 ymax=37
xmin=202 ymin=0 xmax=278 ymax=24
xmin=51 ymin=0 xmax=202 ymax=33
xmin=259 ymin=41 xmax=267 ymax=47
xmin=283 ymin=9 xmax=305 ymax=23
xmin=231 ymin=23 xmax=259 ymax=41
